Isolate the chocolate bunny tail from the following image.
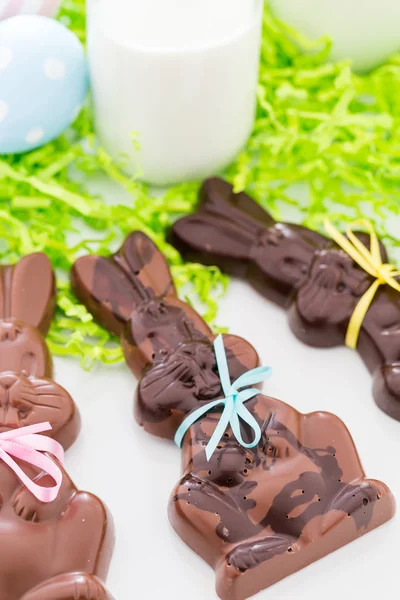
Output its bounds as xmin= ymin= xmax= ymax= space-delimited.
xmin=71 ymin=231 xmax=177 ymax=336
xmin=171 ymin=178 xmax=275 ymax=276
xmin=0 ymin=253 xmax=56 ymax=335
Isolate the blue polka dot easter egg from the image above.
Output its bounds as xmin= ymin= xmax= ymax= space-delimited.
xmin=0 ymin=15 xmax=88 ymax=154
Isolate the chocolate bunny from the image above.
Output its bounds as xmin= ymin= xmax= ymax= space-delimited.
xmin=71 ymin=230 xmax=394 ymax=599
xmin=0 ymin=254 xmax=114 ymax=600
xmin=71 ymin=231 xmax=259 ymax=440
xmin=171 ymin=177 xmax=400 ymax=421
xmin=169 ymin=394 xmax=395 ymax=599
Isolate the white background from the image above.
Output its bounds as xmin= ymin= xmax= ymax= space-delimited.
xmin=57 ymin=274 xmax=399 ymax=599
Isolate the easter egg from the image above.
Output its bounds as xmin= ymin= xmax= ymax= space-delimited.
xmin=0 ymin=15 xmax=88 ymax=154
xmin=0 ymin=0 xmax=62 ymax=20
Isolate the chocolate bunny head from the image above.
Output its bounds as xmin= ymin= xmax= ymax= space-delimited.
xmin=0 ymin=254 xmax=54 ymax=377
xmin=0 ymin=254 xmax=79 ymax=448
xmin=291 ymin=235 xmax=388 ymax=347
xmin=170 ymin=394 xmax=395 ymax=598
xmin=72 ymin=231 xmax=259 ymax=440
xmin=72 ymin=231 xmax=213 ymax=373
xmin=136 ymin=333 xmax=258 ymax=439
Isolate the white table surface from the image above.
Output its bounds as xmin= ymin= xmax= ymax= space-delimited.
xmin=56 ymin=276 xmax=398 ymax=600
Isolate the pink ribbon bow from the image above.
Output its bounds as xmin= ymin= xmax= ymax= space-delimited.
xmin=0 ymin=422 xmax=64 ymax=503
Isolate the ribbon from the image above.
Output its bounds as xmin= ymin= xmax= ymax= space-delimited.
xmin=325 ymin=219 xmax=400 ymax=350
xmin=0 ymin=422 xmax=64 ymax=503
xmin=175 ymin=335 xmax=272 ymax=461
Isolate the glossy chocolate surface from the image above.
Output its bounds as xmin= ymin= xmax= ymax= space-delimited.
xmin=169 ymin=395 xmax=395 ymax=600
xmin=171 ymin=177 xmax=400 ymax=421
xmin=72 ymin=231 xmax=258 ymax=440
xmin=72 ymin=231 xmax=394 ymax=598
xmin=72 ymin=230 xmax=395 ymax=598
xmin=0 ymin=254 xmax=114 ymax=600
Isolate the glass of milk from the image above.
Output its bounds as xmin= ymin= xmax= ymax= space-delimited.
xmin=269 ymin=0 xmax=400 ymax=72
xmin=87 ymin=0 xmax=264 ymax=186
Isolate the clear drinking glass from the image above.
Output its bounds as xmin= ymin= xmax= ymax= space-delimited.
xmin=87 ymin=0 xmax=264 ymax=186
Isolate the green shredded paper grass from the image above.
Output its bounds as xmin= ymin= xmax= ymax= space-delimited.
xmin=2 ymin=0 xmax=400 ymax=368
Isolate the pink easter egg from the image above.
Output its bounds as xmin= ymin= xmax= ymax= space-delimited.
xmin=0 ymin=0 xmax=62 ymax=20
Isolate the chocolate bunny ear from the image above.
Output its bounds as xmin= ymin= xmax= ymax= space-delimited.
xmin=6 ymin=254 xmax=56 ymax=335
xmin=171 ymin=212 xmax=258 ymax=274
xmin=114 ymin=231 xmax=176 ymax=299
xmin=72 ymin=254 xmax=141 ymax=336
xmin=0 ymin=268 xmax=5 ymax=318
xmin=171 ymin=178 xmax=276 ymax=270
xmin=200 ymin=177 xmax=275 ymax=229
xmin=72 ymin=232 xmax=177 ymax=337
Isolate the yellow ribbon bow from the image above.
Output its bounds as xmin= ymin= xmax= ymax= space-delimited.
xmin=324 ymin=219 xmax=400 ymax=350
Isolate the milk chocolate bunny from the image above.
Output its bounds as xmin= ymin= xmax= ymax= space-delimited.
xmin=170 ymin=394 xmax=395 ymax=599
xmin=0 ymin=254 xmax=114 ymax=600
xmin=72 ymin=231 xmax=394 ymax=599
xmin=171 ymin=177 xmax=400 ymax=421
xmin=71 ymin=231 xmax=259 ymax=440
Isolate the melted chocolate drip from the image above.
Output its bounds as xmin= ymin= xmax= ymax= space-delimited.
xmin=170 ymin=394 xmax=394 ymax=599
xmin=176 ymin=414 xmax=376 ymax=554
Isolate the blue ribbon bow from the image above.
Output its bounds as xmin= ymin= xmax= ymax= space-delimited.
xmin=174 ymin=335 xmax=272 ymax=461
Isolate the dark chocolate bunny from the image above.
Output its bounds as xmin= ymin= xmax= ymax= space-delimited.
xmin=170 ymin=394 xmax=395 ymax=599
xmin=72 ymin=231 xmax=259 ymax=440
xmin=171 ymin=177 xmax=400 ymax=421
xmin=0 ymin=254 xmax=114 ymax=600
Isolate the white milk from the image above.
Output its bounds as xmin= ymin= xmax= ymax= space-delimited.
xmin=87 ymin=0 xmax=263 ymax=185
